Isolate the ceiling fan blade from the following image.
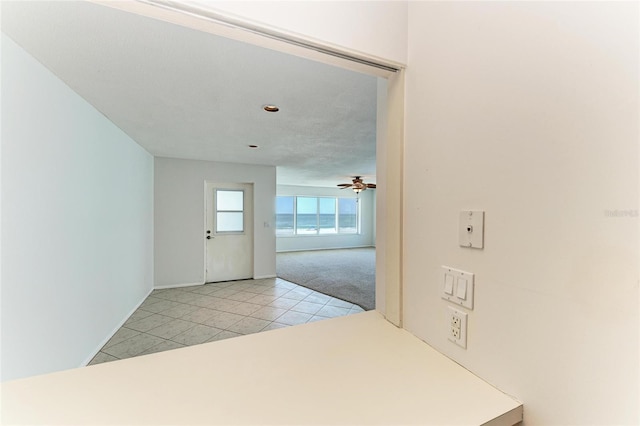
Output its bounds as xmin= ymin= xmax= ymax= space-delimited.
xmin=366 ymin=183 xmax=377 ymax=188
xmin=337 ymin=184 xmax=352 ymax=187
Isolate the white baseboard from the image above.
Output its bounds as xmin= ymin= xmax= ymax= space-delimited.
xmin=153 ymin=281 xmax=204 ymax=290
xmin=81 ymin=286 xmax=154 ymax=367
xmin=254 ymin=274 xmax=277 ymax=279
xmin=276 ymin=245 xmax=375 ymax=253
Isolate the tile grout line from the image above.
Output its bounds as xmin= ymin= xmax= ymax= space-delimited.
xmin=90 ymin=278 xmax=364 ymax=365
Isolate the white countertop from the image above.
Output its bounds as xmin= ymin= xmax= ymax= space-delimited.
xmin=1 ymin=311 xmax=522 ymax=425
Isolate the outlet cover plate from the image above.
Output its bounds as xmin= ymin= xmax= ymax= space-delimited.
xmin=447 ymin=306 xmax=467 ymax=349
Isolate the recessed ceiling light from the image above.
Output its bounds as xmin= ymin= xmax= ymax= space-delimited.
xmin=263 ymin=105 xmax=279 ymax=112
xmin=248 ymin=144 xmax=259 ymax=149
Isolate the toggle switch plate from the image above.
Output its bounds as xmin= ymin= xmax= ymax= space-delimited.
xmin=459 ymin=210 xmax=485 ymax=249
xmin=441 ymin=266 xmax=474 ymax=310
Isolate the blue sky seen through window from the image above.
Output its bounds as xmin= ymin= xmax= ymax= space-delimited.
xmin=276 ymin=196 xmax=294 ymax=214
xmin=296 ymin=197 xmax=317 ymax=215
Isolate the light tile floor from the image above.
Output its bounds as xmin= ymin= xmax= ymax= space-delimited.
xmin=89 ymin=278 xmax=365 ymax=365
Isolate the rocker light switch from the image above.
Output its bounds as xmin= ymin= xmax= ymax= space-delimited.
xmin=456 ymin=278 xmax=467 ymax=300
xmin=444 ymin=274 xmax=454 ymax=295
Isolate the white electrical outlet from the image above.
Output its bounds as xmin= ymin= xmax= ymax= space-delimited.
xmin=451 ymin=326 xmax=460 ymax=340
xmin=447 ymin=306 xmax=467 ymax=349
xmin=451 ymin=315 xmax=461 ymax=328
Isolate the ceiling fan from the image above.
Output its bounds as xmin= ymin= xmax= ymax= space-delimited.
xmin=337 ymin=176 xmax=376 ymax=193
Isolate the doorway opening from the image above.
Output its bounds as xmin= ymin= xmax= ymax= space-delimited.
xmin=205 ymin=182 xmax=254 ymax=283
xmin=112 ymin=0 xmax=405 ymax=326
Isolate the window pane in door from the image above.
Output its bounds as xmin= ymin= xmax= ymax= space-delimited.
xmin=217 ymin=190 xmax=244 ymax=211
xmin=217 ymin=212 xmax=244 ymax=232
xmin=276 ymin=196 xmax=294 ymax=236
xmin=296 ymin=197 xmax=318 ymax=235
xmin=319 ymin=197 xmax=337 ymax=234
xmin=216 ymin=189 xmax=244 ymax=233
xmin=338 ymin=198 xmax=358 ymax=233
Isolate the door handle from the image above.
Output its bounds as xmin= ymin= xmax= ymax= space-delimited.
xmin=207 ymin=235 xmax=212 ymax=239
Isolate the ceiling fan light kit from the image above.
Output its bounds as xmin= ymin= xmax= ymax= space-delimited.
xmin=337 ymin=176 xmax=376 ymax=194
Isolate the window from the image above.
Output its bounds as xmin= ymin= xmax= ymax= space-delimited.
xmin=296 ymin=197 xmax=317 ymax=235
xmin=319 ymin=197 xmax=336 ymax=234
xmin=275 ymin=196 xmax=294 ymax=236
xmin=216 ymin=190 xmax=244 ymax=233
xmin=276 ymin=196 xmax=359 ymax=236
xmin=338 ymin=198 xmax=358 ymax=233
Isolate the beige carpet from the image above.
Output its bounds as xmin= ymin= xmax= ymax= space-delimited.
xmin=276 ymin=247 xmax=375 ymax=310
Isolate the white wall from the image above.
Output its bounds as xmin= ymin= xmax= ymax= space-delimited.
xmin=202 ymin=0 xmax=408 ymax=66
xmin=154 ymin=157 xmax=276 ymax=287
xmin=1 ymin=34 xmax=154 ymax=381
xmin=276 ymin=185 xmax=375 ymax=252
xmin=404 ymin=2 xmax=639 ymax=424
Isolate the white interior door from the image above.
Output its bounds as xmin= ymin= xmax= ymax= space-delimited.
xmin=205 ymin=182 xmax=253 ymax=282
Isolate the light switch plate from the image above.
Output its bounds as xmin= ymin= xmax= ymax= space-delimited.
xmin=441 ymin=266 xmax=474 ymax=310
xmin=459 ymin=210 xmax=484 ymax=249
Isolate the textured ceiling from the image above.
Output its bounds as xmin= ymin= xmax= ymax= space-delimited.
xmin=1 ymin=1 xmax=378 ymax=187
